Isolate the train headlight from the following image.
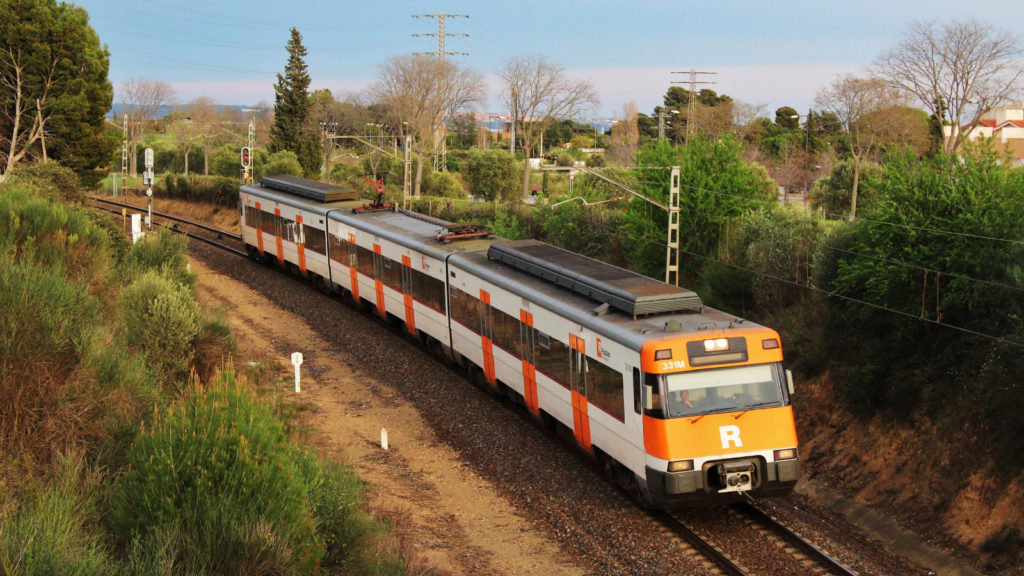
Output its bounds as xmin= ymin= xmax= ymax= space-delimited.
xmin=773 ymin=448 xmax=798 ymax=461
xmin=667 ymin=459 xmax=694 ymax=473
xmin=703 ymin=338 xmax=729 ymax=352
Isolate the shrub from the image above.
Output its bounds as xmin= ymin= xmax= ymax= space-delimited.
xmin=0 ymin=453 xmax=110 ymax=575
xmin=192 ymin=312 xmax=235 ymax=384
xmin=0 ymin=161 xmax=84 ymax=204
xmin=121 ymin=271 xmax=200 ymax=389
xmin=422 ymin=170 xmax=465 ymax=199
xmin=118 ymin=231 xmax=195 ymax=291
xmin=112 ymin=370 xmax=323 ymax=574
xmin=462 ymin=149 xmax=519 ymax=201
xmin=257 ymin=150 xmax=303 ymax=180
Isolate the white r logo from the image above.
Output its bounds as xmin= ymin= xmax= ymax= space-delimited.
xmin=720 ymin=425 xmax=743 ymax=449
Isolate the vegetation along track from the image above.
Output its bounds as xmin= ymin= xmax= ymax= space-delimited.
xmin=90 ymin=196 xmax=246 ymax=256
xmin=135 ymin=201 xmax=927 ymax=575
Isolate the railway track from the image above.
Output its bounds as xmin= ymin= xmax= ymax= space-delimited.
xmin=90 ymin=196 xmax=247 ymax=257
xmin=658 ymin=500 xmax=860 ymax=576
xmin=121 ymin=201 xmax=885 ymax=576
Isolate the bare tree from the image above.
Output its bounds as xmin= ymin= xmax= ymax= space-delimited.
xmin=1 ymin=48 xmax=56 ymax=172
xmin=168 ymin=112 xmax=205 ymax=176
xmin=500 ymin=55 xmax=598 ymax=197
xmin=607 ymin=102 xmax=639 ymax=165
xmin=816 ymin=75 xmax=906 ymax=220
xmin=183 ymin=97 xmax=218 ymax=175
xmin=119 ymin=79 xmax=175 ymax=176
xmin=371 ymin=54 xmax=484 ymax=198
xmin=873 ymin=18 xmax=1023 ymax=153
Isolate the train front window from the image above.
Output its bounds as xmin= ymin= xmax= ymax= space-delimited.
xmin=662 ymin=364 xmax=784 ymax=418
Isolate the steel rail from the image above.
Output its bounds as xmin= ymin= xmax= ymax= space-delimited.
xmin=89 ymin=195 xmax=242 ymax=241
xmin=661 ymin=511 xmax=748 ymax=576
xmin=734 ymin=502 xmax=860 ymax=576
xmin=91 ymin=202 xmax=247 ymax=258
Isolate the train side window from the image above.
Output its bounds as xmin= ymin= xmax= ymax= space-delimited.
xmin=633 ymin=367 xmax=641 ymax=414
xmin=304 ymin=225 xmax=325 ymax=254
xmin=588 ymin=358 xmax=624 ymax=422
xmin=644 ymin=372 xmax=663 ymax=418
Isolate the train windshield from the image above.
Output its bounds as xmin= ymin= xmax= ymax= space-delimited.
xmin=662 ymin=364 xmax=785 ymax=418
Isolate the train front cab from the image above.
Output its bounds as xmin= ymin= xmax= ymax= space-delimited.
xmin=638 ymin=329 xmax=800 ymax=507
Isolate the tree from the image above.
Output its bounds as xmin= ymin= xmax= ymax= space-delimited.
xmin=873 ymin=18 xmax=1024 ymax=153
xmin=168 ymin=117 xmax=202 ymax=176
xmin=371 ymin=54 xmax=484 ymax=198
xmin=816 ymin=75 xmax=909 ymax=220
xmin=606 ymin=102 xmax=640 ymax=165
xmin=183 ymin=97 xmax=218 ymax=175
xmin=120 ymin=79 xmax=175 ymax=177
xmin=499 ymin=55 xmax=598 ymax=198
xmin=622 ymin=137 xmax=776 ymax=282
xmin=270 ymin=28 xmax=322 ymax=178
xmin=0 ymin=0 xmax=114 ymax=186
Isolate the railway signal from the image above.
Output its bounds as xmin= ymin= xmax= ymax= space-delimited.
xmin=240 ymin=146 xmax=251 ymax=168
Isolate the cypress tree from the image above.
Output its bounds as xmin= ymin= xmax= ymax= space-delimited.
xmin=269 ymin=28 xmax=323 ymax=178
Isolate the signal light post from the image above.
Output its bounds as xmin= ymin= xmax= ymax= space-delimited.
xmin=240 ymin=146 xmax=252 ymax=184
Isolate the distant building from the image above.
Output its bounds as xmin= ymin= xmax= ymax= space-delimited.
xmin=951 ymin=103 xmax=1024 ymax=165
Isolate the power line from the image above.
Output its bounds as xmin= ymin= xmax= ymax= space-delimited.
xmin=670 ymin=69 xmax=716 ymax=141
xmin=578 ymin=215 xmax=1024 ymax=350
xmin=412 ymin=12 xmax=469 ymax=61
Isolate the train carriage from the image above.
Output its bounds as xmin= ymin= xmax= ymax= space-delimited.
xmin=239 ymin=176 xmax=800 ymax=508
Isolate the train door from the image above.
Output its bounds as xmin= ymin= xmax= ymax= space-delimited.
xmin=372 ymin=244 xmax=385 ymax=317
xmin=519 ymin=311 xmax=538 ymax=415
xmin=478 ymin=290 xmax=496 ymax=387
xmin=401 ymin=255 xmax=416 ymax=335
xmin=569 ymin=334 xmax=592 ymax=452
xmin=346 ymin=234 xmax=359 ymax=300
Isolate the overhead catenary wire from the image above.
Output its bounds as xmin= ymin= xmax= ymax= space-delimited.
xmin=574 ymin=215 xmax=1024 ymax=350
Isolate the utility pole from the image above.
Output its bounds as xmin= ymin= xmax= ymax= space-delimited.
xmin=670 ymin=69 xmax=717 ymax=142
xmin=121 ymin=115 xmax=128 ymax=196
xmin=412 ymin=12 xmax=469 ymax=172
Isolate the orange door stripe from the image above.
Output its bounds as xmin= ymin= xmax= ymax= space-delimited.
xmin=348 ymin=234 xmax=359 ymax=300
xmin=402 ymin=255 xmax=416 ymax=334
xmin=373 ymin=244 xmax=385 ymax=317
xmin=569 ymin=333 xmax=592 ymax=451
xmin=296 ymin=214 xmax=307 ymax=274
xmin=480 ymin=289 xmax=496 ymax=387
xmin=273 ymin=208 xmax=284 ymax=264
xmin=255 ymin=202 xmax=264 ymax=255
xmin=520 ymin=310 xmax=538 ymax=415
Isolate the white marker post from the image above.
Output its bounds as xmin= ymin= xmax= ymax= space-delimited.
xmin=144 ymin=148 xmax=154 ymax=230
xmin=291 ymin=352 xmax=303 ymax=393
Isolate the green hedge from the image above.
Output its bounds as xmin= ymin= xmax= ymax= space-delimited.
xmin=112 ymin=370 xmax=323 ymax=574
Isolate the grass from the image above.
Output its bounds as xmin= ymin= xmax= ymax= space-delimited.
xmin=0 ymin=162 xmax=422 ymax=575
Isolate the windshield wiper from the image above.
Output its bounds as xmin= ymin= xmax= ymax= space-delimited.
xmin=733 ymin=401 xmax=781 ymax=420
xmin=688 ymin=406 xmax=734 ymax=424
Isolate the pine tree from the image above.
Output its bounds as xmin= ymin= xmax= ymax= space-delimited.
xmin=269 ymin=28 xmax=322 ymax=178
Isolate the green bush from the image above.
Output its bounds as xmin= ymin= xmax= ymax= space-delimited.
xmin=112 ymin=370 xmax=323 ymax=574
xmin=121 ymin=271 xmax=200 ymax=388
xmin=0 ymin=454 xmax=110 ymax=575
xmin=462 ymin=149 xmax=519 ymax=201
xmin=0 ymin=161 xmax=84 ymax=204
xmin=257 ymin=150 xmax=304 ymax=180
xmin=119 ymin=231 xmax=195 ymax=291
xmin=422 ymin=170 xmax=465 ymax=199
xmin=0 ymin=187 xmax=111 ymax=279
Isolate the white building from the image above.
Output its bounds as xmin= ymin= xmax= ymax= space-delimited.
xmin=952 ymin=103 xmax=1024 ymax=165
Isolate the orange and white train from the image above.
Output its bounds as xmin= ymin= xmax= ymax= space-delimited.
xmin=240 ymin=176 xmax=800 ymax=507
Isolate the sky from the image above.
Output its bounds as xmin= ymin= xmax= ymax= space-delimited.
xmin=77 ymin=0 xmax=1024 ymax=120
